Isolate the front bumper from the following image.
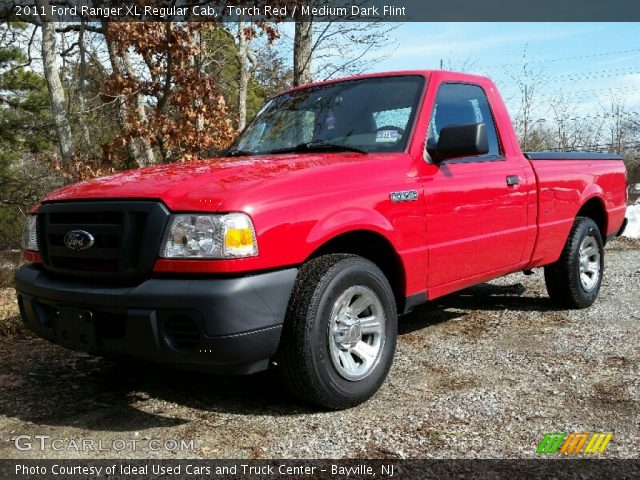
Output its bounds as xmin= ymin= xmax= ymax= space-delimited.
xmin=15 ymin=264 xmax=298 ymax=374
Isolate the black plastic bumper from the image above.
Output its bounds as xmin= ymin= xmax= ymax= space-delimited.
xmin=15 ymin=264 xmax=298 ymax=374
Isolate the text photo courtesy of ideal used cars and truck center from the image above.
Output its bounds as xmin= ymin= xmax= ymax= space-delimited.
xmin=0 ymin=0 xmax=640 ymax=478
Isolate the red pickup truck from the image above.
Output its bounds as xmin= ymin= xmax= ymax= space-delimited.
xmin=16 ymin=71 xmax=628 ymax=409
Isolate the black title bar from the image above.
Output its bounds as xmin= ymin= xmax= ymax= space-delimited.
xmin=2 ymin=459 xmax=640 ymax=480
xmin=3 ymin=0 xmax=640 ymax=22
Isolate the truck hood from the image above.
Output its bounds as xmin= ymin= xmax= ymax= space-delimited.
xmin=42 ymin=153 xmax=389 ymax=211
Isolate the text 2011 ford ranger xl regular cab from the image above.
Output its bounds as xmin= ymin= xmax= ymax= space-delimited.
xmin=16 ymin=71 xmax=628 ymax=409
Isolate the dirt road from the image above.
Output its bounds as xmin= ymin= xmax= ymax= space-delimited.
xmin=1 ymin=240 xmax=638 ymax=459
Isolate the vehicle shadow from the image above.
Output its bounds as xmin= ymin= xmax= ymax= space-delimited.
xmin=0 ymin=337 xmax=313 ymax=433
xmin=0 ymin=281 xmax=560 ymax=432
xmin=400 ymin=281 xmax=558 ymax=333
xmin=431 ymin=281 xmax=558 ymax=313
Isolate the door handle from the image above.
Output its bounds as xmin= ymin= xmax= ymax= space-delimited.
xmin=506 ymin=175 xmax=520 ymax=186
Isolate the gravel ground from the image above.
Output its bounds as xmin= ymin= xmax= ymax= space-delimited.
xmin=0 ymin=239 xmax=638 ymax=460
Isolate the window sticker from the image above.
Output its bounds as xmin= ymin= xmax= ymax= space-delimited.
xmin=376 ymin=130 xmax=399 ymax=143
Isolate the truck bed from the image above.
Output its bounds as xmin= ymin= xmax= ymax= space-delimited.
xmin=524 ymin=152 xmax=627 ymax=268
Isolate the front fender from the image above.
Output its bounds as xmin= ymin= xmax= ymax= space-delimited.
xmin=305 ymin=207 xmax=396 ymax=250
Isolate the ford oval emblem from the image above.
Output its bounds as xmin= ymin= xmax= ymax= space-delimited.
xmin=63 ymin=230 xmax=95 ymax=251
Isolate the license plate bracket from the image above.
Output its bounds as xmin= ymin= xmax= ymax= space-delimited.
xmin=55 ymin=308 xmax=97 ymax=351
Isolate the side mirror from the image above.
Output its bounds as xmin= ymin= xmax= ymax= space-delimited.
xmin=429 ymin=122 xmax=489 ymax=162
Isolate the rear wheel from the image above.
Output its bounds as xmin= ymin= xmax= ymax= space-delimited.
xmin=278 ymin=254 xmax=397 ymax=410
xmin=544 ymin=217 xmax=604 ymax=309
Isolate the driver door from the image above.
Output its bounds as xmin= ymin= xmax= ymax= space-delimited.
xmin=424 ymin=82 xmax=529 ymax=289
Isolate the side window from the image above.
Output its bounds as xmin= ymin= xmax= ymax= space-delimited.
xmin=427 ymin=83 xmax=501 ymax=157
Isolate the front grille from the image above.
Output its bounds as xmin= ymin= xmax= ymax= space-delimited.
xmin=37 ymin=201 xmax=169 ymax=279
xmin=50 ymin=256 xmax=120 ymax=272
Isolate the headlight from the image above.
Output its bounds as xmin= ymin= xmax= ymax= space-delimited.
xmin=160 ymin=213 xmax=258 ymax=259
xmin=21 ymin=215 xmax=38 ymax=251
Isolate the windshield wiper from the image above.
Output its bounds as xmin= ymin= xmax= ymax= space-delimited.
xmin=266 ymin=142 xmax=368 ymax=155
xmin=221 ymin=149 xmax=256 ymax=157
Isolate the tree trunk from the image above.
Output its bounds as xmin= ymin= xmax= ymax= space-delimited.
xmin=236 ymin=21 xmax=249 ymax=131
xmin=192 ymin=28 xmax=205 ymax=135
xmin=121 ymin=50 xmax=156 ymax=166
xmin=37 ymin=1 xmax=76 ymax=171
xmin=104 ymin=36 xmax=142 ymax=167
xmin=77 ymin=21 xmax=93 ymax=154
xmin=293 ymin=17 xmax=313 ymax=86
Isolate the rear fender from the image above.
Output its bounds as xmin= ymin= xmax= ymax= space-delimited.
xmin=578 ymin=184 xmax=605 ymax=214
xmin=577 ymin=186 xmax=607 ymax=234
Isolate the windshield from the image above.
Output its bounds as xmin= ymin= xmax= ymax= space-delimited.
xmin=229 ymin=75 xmax=425 ymax=155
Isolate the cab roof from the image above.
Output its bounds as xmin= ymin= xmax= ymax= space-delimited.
xmin=281 ymin=70 xmax=493 ymax=95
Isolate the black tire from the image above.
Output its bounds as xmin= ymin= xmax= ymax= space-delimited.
xmin=544 ymin=217 xmax=604 ymax=309
xmin=277 ymin=254 xmax=397 ymax=410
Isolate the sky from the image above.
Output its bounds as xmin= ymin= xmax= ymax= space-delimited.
xmin=23 ymin=21 xmax=640 ymax=121
xmin=336 ymin=22 xmax=640 ymax=119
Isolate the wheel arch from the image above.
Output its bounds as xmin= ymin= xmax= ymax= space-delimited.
xmin=576 ymin=196 xmax=607 ymax=242
xmin=307 ymin=229 xmax=407 ymax=313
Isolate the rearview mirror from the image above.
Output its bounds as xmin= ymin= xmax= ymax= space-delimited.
xmin=429 ymin=122 xmax=489 ymax=162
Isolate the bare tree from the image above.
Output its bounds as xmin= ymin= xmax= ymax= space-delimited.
xmin=438 ymin=56 xmax=480 ymax=73
xmin=293 ymin=15 xmax=313 ymax=86
xmin=253 ymin=44 xmax=293 ymax=97
xmin=236 ymin=21 xmax=257 ymax=130
xmin=511 ymin=46 xmax=544 ymax=150
xmin=625 ymin=109 xmax=640 ymax=194
xmin=75 ymin=20 xmax=93 ymax=153
xmin=602 ymin=93 xmax=640 ymax=195
xmin=291 ymin=3 xmax=396 ymax=86
xmin=310 ymin=21 xmax=395 ymax=81
xmin=37 ymin=0 xmax=75 ymax=170
xmin=604 ymin=92 xmax=630 ymax=155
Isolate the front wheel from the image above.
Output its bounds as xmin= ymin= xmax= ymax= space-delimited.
xmin=277 ymin=254 xmax=397 ymax=410
xmin=544 ymin=216 xmax=604 ymax=309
